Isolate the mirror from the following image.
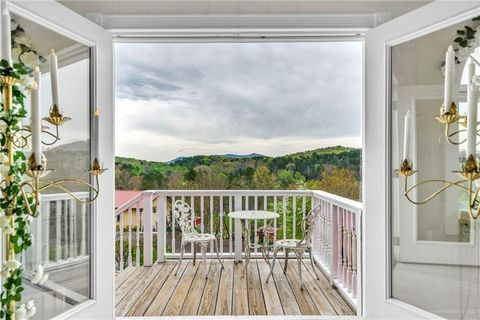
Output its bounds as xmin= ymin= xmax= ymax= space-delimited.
xmin=9 ymin=11 xmax=93 ymax=320
xmin=391 ymin=16 xmax=480 ymax=319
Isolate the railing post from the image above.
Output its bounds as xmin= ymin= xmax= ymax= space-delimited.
xmin=234 ymin=195 xmax=242 ymax=262
xmin=157 ymin=195 xmax=166 ymax=263
xmin=331 ymin=203 xmax=338 ymax=280
xmin=143 ymin=191 xmax=154 ymax=266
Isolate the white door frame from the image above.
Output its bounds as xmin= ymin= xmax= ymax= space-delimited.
xmin=365 ymin=1 xmax=480 ymax=318
xmin=7 ymin=1 xmax=114 ymax=319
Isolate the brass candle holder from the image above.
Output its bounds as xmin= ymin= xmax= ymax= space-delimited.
xmin=396 ymin=154 xmax=480 ymax=220
xmin=0 ymin=73 xmax=105 ymax=316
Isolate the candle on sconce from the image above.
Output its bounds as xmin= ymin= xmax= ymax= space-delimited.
xmin=403 ymin=110 xmax=412 ymax=161
xmin=1 ymin=8 xmax=11 ymax=65
xmin=94 ymin=108 xmax=100 ymax=158
xmin=31 ymin=66 xmax=42 ymax=165
xmin=443 ymin=45 xmax=455 ymax=114
xmin=467 ymin=60 xmax=478 ymax=158
xmin=49 ymin=49 xmax=60 ymax=109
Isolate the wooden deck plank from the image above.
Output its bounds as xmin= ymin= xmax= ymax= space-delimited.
xmin=271 ymin=260 xmax=302 ymax=315
xmin=162 ymin=261 xmax=200 ymax=316
xmin=294 ymin=261 xmax=337 ymax=316
xmin=126 ymin=261 xmax=177 ymax=316
xmin=258 ymin=260 xmax=284 ymax=316
xmin=115 ymin=260 xmax=355 ymax=317
xmin=179 ymin=261 xmax=211 ymax=315
xmin=232 ymin=262 xmax=249 ymax=315
xmin=144 ymin=261 xmax=189 ymax=316
xmin=197 ymin=261 xmax=222 ymax=316
xmin=247 ymin=261 xmax=267 ymax=315
xmin=116 ymin=262 xmax=164 ymax=316
xmin=115 ymin=267 xmax=150 ymax=305
xmin=280 ymin=260 xmax=319 ymax=315
xmin=215 ymin=261 xmax=233 ymax=315
xmin=304 ymin=261 xmax=356 ymax=315
xmin=115 ymin=266 xmax=136 ymax=290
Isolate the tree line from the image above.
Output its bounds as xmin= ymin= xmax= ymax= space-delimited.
xmin=115 ymin=146 xmax=361 ymax=201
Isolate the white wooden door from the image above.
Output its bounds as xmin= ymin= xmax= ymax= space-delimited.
xmin=364 ymin=1 xmax=480 ymax=319
xmin=5 ymin=1 xmax=114 ymax=319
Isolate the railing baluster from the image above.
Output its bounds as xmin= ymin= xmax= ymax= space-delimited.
xmin=200 ymin=196 xmax=205 ymax=233
xmin=81 ymin=202 xmax=86 ymax=256
xmin=43 ymin=201 xmax=50 ymax=265
xmin=171 ymin=196 xmax=176 ymax=255
xmin=135 ymin=203 xmax=141 ymax=266
xmin=63 ymin=201 xmax=68 ymax=260
xmin=143 ymin=192 xmax=153 ymax=266
xmin=157 ymin=195 xmax=166 ymax=262
xmin=342 ymin=208 xmax=348 ymax=286
xmin=292 ymin=196 xmax=296 ymax=239
xmin=128 ymin=207 xmax=133 ymax=267
xmin=282 ymin=196 xmax=287 ymax=239
xmin=337 ymin=206 xmax=343 ymax=283
xmin=210 ymin=195 xmax=214 ymax=254
xmin=254 ymin=196 xmax=258 ymax=253
xmin=234 ymin=195 xmax=242 ymax=262
xmin=69 ymin=200 xmax=75 ymax=259
xmin=220 ymin=196 xmax=224 ymax=254
xmin=263 ymin=196 xmax=267 ymax=241
xmin=273 ymin=196 xmax=277 ymax=243
xmin=119 ymin=211 xmax=124 ymax=271
xmin=229 ymin=196 xmax=233 ymax=255
xmin=55 ymin=200 xmax=62 ymax=262
xmin=190 ymin=195 xmax=195 ymax=255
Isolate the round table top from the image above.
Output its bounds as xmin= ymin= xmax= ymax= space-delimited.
xmin=229 ymin=210 xmax=279 ymax=220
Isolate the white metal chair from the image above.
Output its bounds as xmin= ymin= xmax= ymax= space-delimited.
xmin=266 ymin=204 xmax=321 ymax=289
xmin=173 ymin=200 xmax=224 ymax=278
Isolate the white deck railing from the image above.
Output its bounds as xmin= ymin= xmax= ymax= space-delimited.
xmin=115 ymin=189 xmax=362 ymax=306
xmin=23 ymin=192 xmax=90 ymax=272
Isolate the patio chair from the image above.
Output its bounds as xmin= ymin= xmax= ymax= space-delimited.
xmin=265 ymin=204 xmax=321 ymax=289
xmin=172 ymin=200 xmax=224 ymax=278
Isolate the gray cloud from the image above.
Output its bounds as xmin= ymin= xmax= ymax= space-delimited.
xmin=115 ymin=42 xmax=361 ymax=160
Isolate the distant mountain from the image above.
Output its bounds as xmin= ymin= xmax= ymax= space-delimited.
xmin=168 ymin=153 xmax=263 ymax=163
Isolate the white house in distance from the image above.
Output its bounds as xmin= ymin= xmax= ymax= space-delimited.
xmin=1 ymin=1 xmax=480 ymax=320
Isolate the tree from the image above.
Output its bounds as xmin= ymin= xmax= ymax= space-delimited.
xmin=252 ymin=165 xmax=277 ymax=189
xmin=313 ymin=167 xmax=360 ymax=201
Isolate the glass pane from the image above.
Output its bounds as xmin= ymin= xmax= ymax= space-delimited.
xmin=10 ymin=13 xmax=92 ymax=319
xmin=391 ymin=16 xmax=480 ymax=318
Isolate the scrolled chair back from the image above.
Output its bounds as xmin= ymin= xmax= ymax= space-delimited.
xmin=300 ymin=204 xmax=322 ymax=245
xmin=172 ymin=200 xmax=196 ymax=235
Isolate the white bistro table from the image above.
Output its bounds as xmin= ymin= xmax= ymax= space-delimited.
xmin=229 ymin=210 xmax=279 ymax=277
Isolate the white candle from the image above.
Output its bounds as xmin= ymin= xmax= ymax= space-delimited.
xmin=403 ymin=110 xmax=412 ymax=161
xmin=1 ymin=9 xmax=11 ymax=65
xmin=467 ymin=60 xmax=478 ymax=158
xmin=49 ymin=49 xmax=60 ymax=108
xmin=94 ymin=108 xmax=100 ymax=158
xmin=443 ymin=45 xmax=455 ymax=113
xmin=31 ymin=66 xmax=42 ymax=165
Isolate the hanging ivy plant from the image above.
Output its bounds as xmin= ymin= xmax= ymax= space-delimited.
xmin=0 ymin=20 xmax=48 ymax=320
xmin=441 ymin=16 xmax=480 ymax=70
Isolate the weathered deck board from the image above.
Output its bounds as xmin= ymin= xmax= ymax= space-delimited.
xmin=198 ymin=261 xmax=222 ymax=316
xmin=247 ymin=261 xmax=267 ymax=315
xmin=258 ymin=260 xmax=284 ymax=315
xmin=232 ymin=262 xmax=249 ymax=315
xmin=127 ymin=261 xmax=177 ymax=316
xmin=116 ymin=259 xmax=356 ymax=317
xmin=214 ymin=260 xmax=233 ymax=315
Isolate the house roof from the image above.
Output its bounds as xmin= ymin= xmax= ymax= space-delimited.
xmin=115 ymin=190 xmax=144 ymax=210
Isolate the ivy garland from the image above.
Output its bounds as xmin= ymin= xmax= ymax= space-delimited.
xmin=442 ymin=16 xmax=480 ymax=69
xmin=0 ymin=20 xmax=47 ymax=320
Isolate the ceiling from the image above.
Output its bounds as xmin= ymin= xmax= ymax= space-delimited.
xmin=58 ymin=1 xmax=431 ymax=18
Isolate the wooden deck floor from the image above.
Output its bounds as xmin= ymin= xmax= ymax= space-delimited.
xmin=115 ymin=259 xmax=356 ymax=317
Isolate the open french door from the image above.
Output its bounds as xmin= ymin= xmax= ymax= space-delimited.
xmin=364 ymin=1 xmax=480 ymax=319
xmin=4 ymin=1 xmax=114 ymax=319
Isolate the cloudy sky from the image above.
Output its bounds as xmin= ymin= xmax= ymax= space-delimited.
xmin=115 ymin=41 xmax=362 ymax=162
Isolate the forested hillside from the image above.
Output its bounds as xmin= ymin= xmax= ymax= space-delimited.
xmin=115 ymin=146 xmax=361 ymax=200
